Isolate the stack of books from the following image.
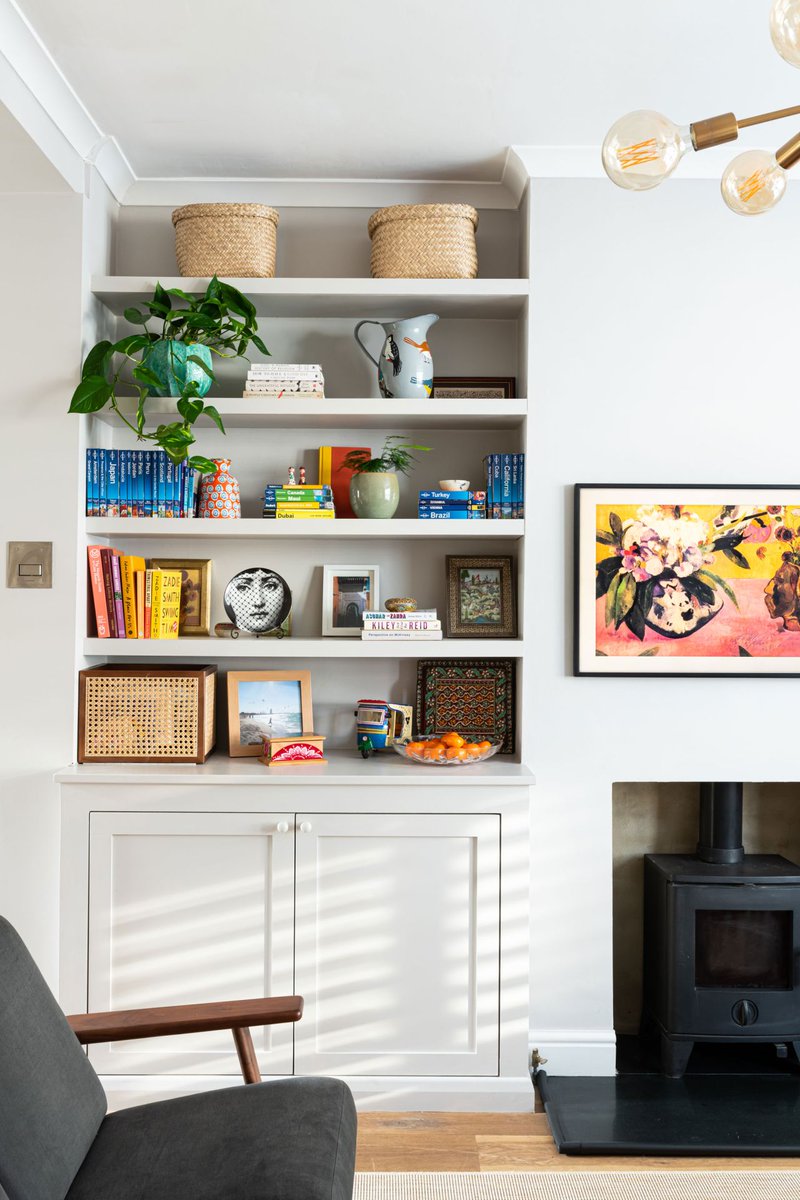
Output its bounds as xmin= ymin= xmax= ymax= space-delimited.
xmin=362 ymin=609 xmax=442 ymax=641
xmin=85 ymin=449 xmax=198 ymax=518
xmin=418 ymin=490 xmax=486 ymax=520
xmin=484 ymin=453 xmax=525 ymax=518
xmin=244 ymin=363 xmax=325 ymax=399
xmin=87 ymin=546 xmax=181 ymax=639
xmin=263 ymin=483 xmax=335 ymax=519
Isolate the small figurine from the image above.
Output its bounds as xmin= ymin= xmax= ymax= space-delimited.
xmin=299 ymin=466 xmax=306 ymax=485
xmin=287 ymin=466 xmax=296 ymax=486
xmin=355 ymin=700 xmax=413 ymax=757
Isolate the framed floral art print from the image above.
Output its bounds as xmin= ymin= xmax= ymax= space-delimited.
xmin=574 ymin=484 xmax=800 ymax=676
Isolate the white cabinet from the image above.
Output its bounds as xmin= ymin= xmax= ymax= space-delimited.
xmin=87 ymin=811 xmax=295 ymax=1075
xmin=294 ymin=813 xmax=500 ymax=1077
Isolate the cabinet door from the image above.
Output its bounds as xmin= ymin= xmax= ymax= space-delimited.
xmin=87 ymin=812 xmax=294 ymax=1075
xmin=294 ymin=813 xmax=500 ymax=1076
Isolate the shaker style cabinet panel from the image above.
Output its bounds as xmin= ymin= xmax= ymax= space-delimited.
xmin=293 ymin=813 xmax=501 ymax=1076
xmin=87 ymin=812 xmax=295 ymax=1075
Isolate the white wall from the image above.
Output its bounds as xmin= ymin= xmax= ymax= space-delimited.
xmin=528 ymin=178 xmax=800 ymax=1073
xmin=0 ymin=190 xmax=83 ymax=985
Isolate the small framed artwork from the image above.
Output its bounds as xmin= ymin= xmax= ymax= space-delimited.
xmin=575 ymin=484 xmax=800 ymax=677
xmin=322 ymin=564 xmax=380 ymax=636
xmin=416 ymin=658 xmax=516 ymax=753
xmin=431 ymin=376 xmax=516 ymax=400
xmin=227 ymin=670 xmax=314 ymax=757
xmin=445 ymin=555 xmax=516 ymax=638
xmin=149 ymin=558 xmax=212 ymax=636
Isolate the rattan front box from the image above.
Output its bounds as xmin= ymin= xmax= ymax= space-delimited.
xmin=78 ymin=665 xmax=217 ymax=763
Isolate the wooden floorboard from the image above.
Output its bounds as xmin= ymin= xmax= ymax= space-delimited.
xmin=355 ymin=1112 xmax=800 ymax=1173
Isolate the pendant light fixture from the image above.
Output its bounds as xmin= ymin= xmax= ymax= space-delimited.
xmin=603 ymin=0 xmax=800 ymax=215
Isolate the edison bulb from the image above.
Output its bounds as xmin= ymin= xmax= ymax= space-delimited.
xmin=770 ymin=0 xmax=800 ymax=67
xmin=720 ymin=149 xmax=788 ymax=215
xmin=602 ymin=110 xmax=691 ymax=191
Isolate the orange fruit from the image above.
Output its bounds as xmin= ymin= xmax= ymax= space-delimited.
xmin=423 ymin=743 xmax=445 ymax=760
xmin=476 ymin=741 xmax=492 ymax=752
xmin=445 ymin=746 xmax=468 ymax=761
xmin=440 ymin=732 xmax=466 ymax=749
xmin=405 ymin=742 xmax=426 ymax=756
xmin=464 ymin=743 xmax=484 ymax=757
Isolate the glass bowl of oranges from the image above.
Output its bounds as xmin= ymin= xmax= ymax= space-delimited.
xmin=394 ymin=732 xmax=500 ymax=766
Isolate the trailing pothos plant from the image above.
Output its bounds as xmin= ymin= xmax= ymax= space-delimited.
xmin=341 ymin=436 xmax=431 ymax=475
xmin=68 ymin=277 xmax=269 ymax=472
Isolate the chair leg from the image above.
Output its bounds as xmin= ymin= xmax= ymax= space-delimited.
xmin=232 ymin=1026 xmax=262 ymax=1084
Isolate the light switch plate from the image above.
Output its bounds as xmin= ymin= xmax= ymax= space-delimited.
xmin=6 ymin=542 xmax=53 ymax=589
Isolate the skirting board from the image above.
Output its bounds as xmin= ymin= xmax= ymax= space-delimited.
xmin=101 ymin=1074 xmax=534 ymax=1113
xmin=530 ymin=1030 xmax=617 ymax=1077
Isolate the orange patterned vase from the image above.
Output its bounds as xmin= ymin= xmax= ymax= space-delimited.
xmin=198 ymin=458 xmax=241 ymax=519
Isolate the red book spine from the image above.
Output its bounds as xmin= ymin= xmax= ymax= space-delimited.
xmin=109 ymin=551 xmax=127 ymax=638
xmin=87 ymin=546 xmax=111 ymax=638
xmin=99 ymin=549 xmax=117 ymax=638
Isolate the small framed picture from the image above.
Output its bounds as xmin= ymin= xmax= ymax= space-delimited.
xmin=322 ymin=564 xmax=380 ymax=636
xmin=227 ymin=670 xmax=314 ymax=757
xmin=445 ymin=555 xmax=517 ymax=638
xmin=432 ymin=376 xmax=516 ymax=400
xmin=149 ymin=558 xmax=212 ymax=636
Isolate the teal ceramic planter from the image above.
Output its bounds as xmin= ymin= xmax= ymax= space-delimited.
xmin=350 ymin=472 xmax=400 ymax=519
xmin=144 ymin=340 xmax=213 ymax=398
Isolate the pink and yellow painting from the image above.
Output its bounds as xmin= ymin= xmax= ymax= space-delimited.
xmin=575 ymin=486 xmax=800 ymax=675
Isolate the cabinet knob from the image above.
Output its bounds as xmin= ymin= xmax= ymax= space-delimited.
xmin=276 ymin=821 xmax=289 ymax=834
xmin=299 ymin=821 xmax=313 ymax=834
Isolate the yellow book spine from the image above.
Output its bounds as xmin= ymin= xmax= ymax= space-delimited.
xmin=150 ymin=569 xmax=164 ymax=639
xmin=120 ymin=556 xmax=137 ymax=639
xmin=159 ymin=571 xmax=182 ymax=639
xmin=135 ymin=570 xmax=146 ymax=638
xmin=319 ymin=446 xmax=332 ymax=487
xmin=274 ymin=509 xmax=335 ymax=519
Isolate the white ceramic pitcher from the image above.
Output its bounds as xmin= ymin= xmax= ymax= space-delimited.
xmin=354 ymin=313 xmax=438 ymax=399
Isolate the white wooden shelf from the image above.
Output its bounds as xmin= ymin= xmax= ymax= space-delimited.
xmin=92 ymin=396 xmax=528 ymax=430
xmin=56 ymin=752 xmax=534 ymax=787
xmin=83 ymin=636 xmax=524 ymax=659
xmin=84 ymin=517 xmax=524 ymax=540
xmin=92 ymin=277 xmax=529 ymax=319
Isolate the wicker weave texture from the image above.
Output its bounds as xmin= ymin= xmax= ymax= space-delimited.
xmin=368 ymin=204 xmax=479 ymax=279
xmin=172 ymin=203 xmax=279 ymax=278
xmin=81 ymin=676 xmax=207 ymax=762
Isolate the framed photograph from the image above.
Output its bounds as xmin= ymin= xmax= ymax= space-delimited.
xmin=416 ymin=659 xmax=516 ymax=754
xmin=431 ymin=376 xmax=516 ymax=400
xmin=445 ymin=555 xmax=517 ymax=638
xmin=227 ymin=670 xmax=314 ymax=757
xmin=575 ymin=484 xmax=800 ymax=676
xmin=322 ymin=564 xmax=380 ymax=636
xmin=149 ymin=558 xmax=211 ymax=636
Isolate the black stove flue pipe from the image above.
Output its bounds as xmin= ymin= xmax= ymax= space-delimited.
xmin=697 ymin=782 xmax=744 ymax=865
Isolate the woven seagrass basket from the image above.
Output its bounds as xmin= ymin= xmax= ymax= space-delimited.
xmin=172 ymin=203 xmax=279 ymax=277
xmin=367 ymin=203 xmax=479 ymax=279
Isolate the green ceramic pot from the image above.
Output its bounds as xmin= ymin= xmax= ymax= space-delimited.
xmin=144 ymin=340 xmax=213 ymax=398
xmin=350 ymin=471 xmax=400 ymax=519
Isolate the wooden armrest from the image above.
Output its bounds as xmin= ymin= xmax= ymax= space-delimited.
xmin=66 ymin=995 xmax=303 ymax=1044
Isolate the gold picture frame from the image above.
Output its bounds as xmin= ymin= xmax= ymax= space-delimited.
xmin=445 ymin=555 xmax=517 ymax=638
xmin=227 ymin=670 xmax=314 ymax=757
xmin=149 ymin=558 xmax=212 ymax=636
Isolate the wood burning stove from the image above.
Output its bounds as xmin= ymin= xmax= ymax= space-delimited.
xmin=642 ymin=782 xmax=800 ymax=1078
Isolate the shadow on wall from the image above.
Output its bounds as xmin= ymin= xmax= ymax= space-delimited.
xmin=612 ymin=781 xmax=800 ymax=1035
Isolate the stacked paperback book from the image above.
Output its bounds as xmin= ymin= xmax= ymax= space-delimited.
xmin=263 ymin=483 xmax=335 ymax=519
xmin=85 ymin=449 xmax=198 ymax=518
xmin=87 ymin=546 xmax=181 ymax=639
xmin=418 ymin=490 xmax=486 ymax=520
xmin=484 ymin=453 xmax=525 ymax=518
xmin=362 ymin=609 xmax=442 ymax=641
xmin=244 ymin=363 xmax=325 ymax=399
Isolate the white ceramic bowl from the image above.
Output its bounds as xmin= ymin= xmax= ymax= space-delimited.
xmin=438 ymin=479 xmax=470 ymax=491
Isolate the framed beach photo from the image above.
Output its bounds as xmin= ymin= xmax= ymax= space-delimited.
xmin=149 ymin=558 xmax=212 ymax=636
xmin=575 ymin=484 xmax=800 ymax=676
xmin=322 ymin=564 xmax=380 ymax=636
xmin=227 ymin=670 xmax=313 ymax=756
xmin=445 ymin=555 xmax=516 ymax=638
xmin=431 ymin=376 xmax=516 ymax=400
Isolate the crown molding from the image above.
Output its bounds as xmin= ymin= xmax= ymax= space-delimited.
xmin=0 ymin=0 xmax=133 ymax=201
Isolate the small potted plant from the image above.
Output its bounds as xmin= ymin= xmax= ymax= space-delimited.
xmin=342 ymin=436 xmax=430 ymax=519
xmin=68 ymin=277 xmax=269 ymax=472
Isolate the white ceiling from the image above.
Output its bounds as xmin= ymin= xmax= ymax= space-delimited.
xmin=12 ymin=0 xmax=800 ymax=181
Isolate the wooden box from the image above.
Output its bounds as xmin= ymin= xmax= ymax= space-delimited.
xmin=78 ymin=665 xmax=217 ymax=763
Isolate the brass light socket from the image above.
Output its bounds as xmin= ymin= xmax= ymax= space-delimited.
xmin=776 ymin=131 xmax=800 ymax=170
xmin=690 ymin=113 xmax=739 ymax=151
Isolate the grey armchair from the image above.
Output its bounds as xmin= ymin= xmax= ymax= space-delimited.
xmin=0 ymin=916 xmax=356 ymax=1200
